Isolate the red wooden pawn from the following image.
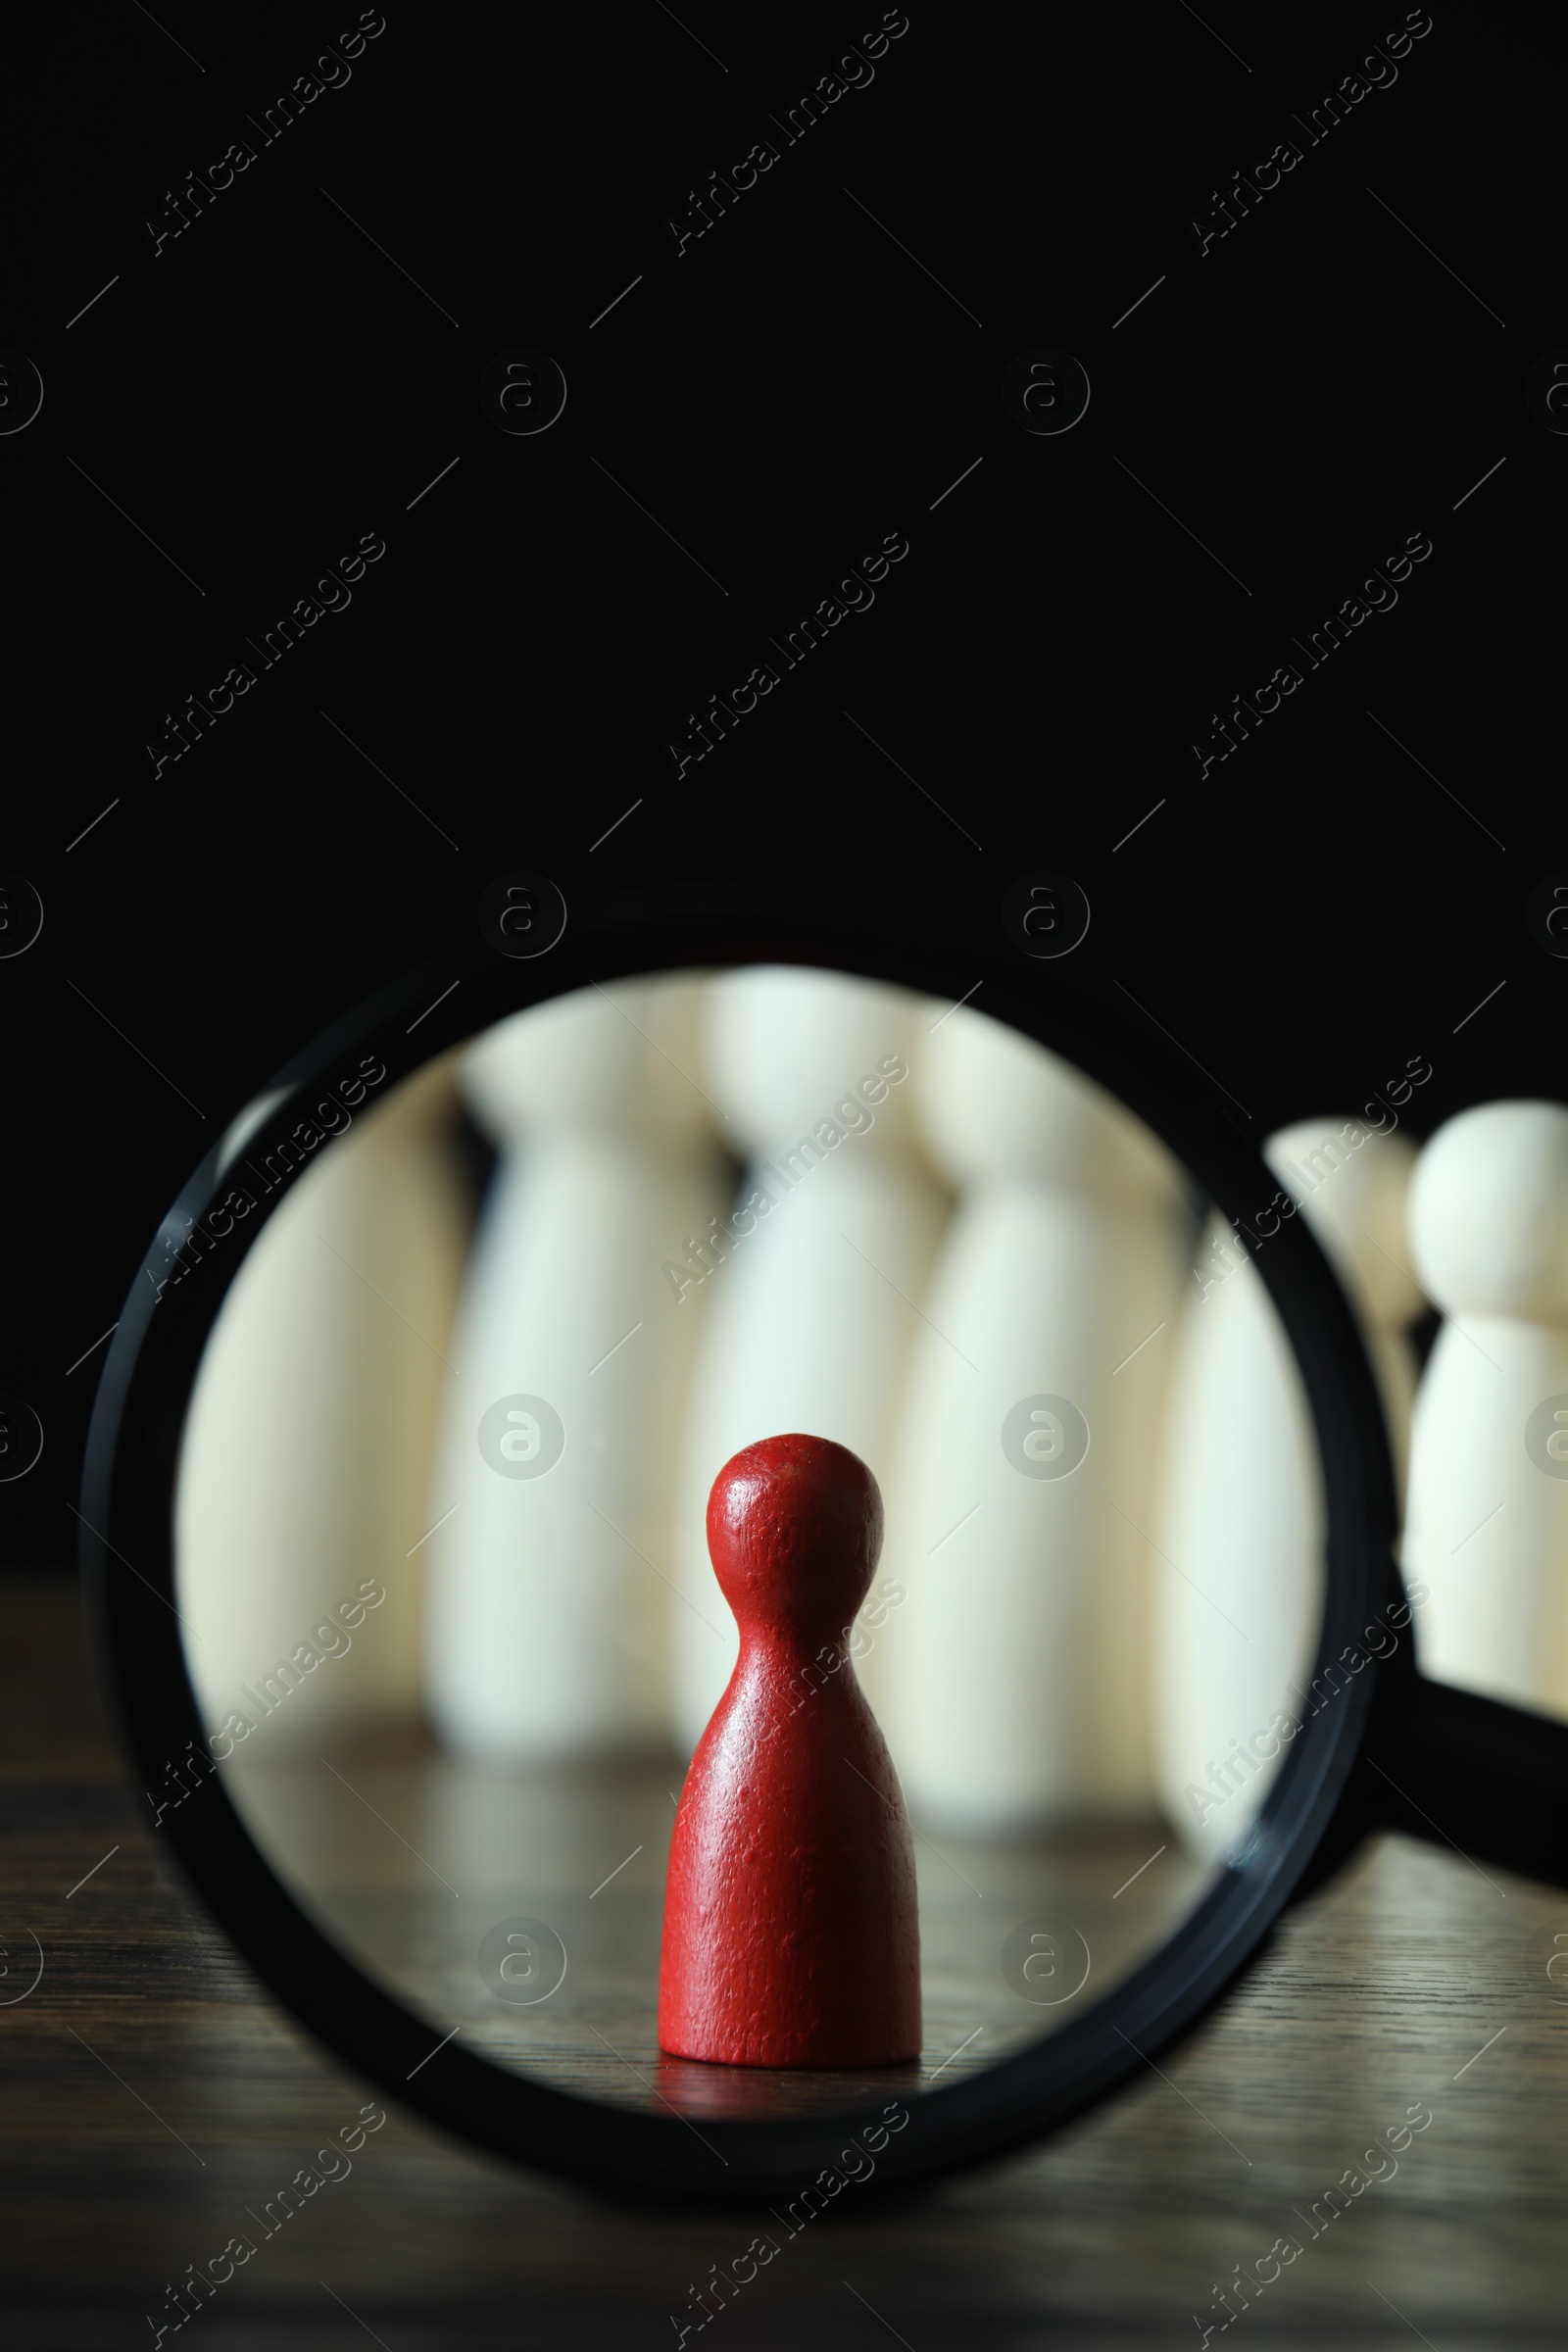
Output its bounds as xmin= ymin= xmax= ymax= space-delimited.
xmin=658 ymin=1433 xmax=921 ymax=2068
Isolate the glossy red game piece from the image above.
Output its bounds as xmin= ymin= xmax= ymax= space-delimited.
xmin=658 ymin=1433 xmax=921 ymax=2068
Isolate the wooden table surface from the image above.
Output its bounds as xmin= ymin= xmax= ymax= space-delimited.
xmin=5 ymin=1564 xmax=1567 ymax=2349
xmin=221 ymin=1728 xmax=1208 ymax=2120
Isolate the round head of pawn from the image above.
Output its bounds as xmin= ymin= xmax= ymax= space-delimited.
xmin=916 ymin=1004 xmax=1182 ymax=1200
xmin=707 ymin=1434 xmax=883 ymax=1643
xmin=1265 ymin=1116 xmax=1424 ymax=1328
xmin=703 ymin=967 xmax=924 ymax=1156
xmin=1409 ymin=1100 xmax=1568 ymax=1321
xmin=460 ymin=975 xmax=712 ymax=1145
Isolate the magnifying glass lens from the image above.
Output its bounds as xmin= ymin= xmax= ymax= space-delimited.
xmin=171 ymin=966 xmax=1368 ymax=2121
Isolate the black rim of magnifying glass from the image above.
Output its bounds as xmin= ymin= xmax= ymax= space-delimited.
xmin=81 ymin=881 xmax=1403 ymax=2207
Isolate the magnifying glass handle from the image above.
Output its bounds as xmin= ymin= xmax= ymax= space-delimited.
xmin=1364 ymin=1673 xmax=1568 ymax=1892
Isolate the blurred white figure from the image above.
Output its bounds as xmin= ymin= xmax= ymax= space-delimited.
xmin=1152 ymin=1115 xmax=1425 ymax=1863
xmin=176 ymin=1055 xmax=471 ymax=1749
xmin=1405 ymin=1102 xmax=1568 ymax=1714
xmin=881 ymin=1008 xmax=1190 ymax=1835
xmin=424 ymin=977 xmax=728 ymax=1761
xmin=667 ymin=966 xmax=949 ymax=1754
xmin=1268 ymin=1117 xmax=1425 ymax=1499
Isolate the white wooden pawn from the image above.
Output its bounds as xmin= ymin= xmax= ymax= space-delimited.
xmin=422 ymin=976 xmax=728 ymax=1761
xmin=1404 ymin=1101 xmax=1568 ymax=1714
xmin=175 ymin=1055 xmax=471 ymax=1751
xmin=881 ymin=1006 xmax=1190 ymax=1835
xmin=1152 ymin=1115 xmax=1424 ymax=1862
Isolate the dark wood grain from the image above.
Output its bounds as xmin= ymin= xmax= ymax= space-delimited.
xmin=4 ymin=1564 xmax=1566 ymax=2348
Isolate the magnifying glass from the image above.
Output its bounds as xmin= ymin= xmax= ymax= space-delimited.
xmin=79 ymin=886 xmax=1568 ymax=2204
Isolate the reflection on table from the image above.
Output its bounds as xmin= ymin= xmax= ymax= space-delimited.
xmin=223 ymin=1734 xmax=1211 ymax=2120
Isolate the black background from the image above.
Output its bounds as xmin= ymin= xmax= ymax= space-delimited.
xmin=3 ymin=0 xmax=1558 ymax=1567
